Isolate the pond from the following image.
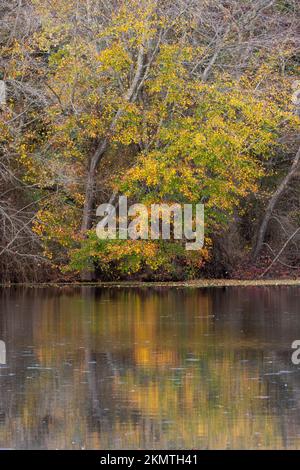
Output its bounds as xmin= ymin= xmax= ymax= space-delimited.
xmin=0 ymin=286 xmax=299 ymax=449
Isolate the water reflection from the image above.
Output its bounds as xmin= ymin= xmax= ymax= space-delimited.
xmin=0 ymin=286 xmax=300 ymax=449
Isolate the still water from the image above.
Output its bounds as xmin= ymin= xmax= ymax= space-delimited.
xmin=0 ymin=286 xmax=300 ymax=449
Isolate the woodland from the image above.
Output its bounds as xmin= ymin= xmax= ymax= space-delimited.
xmin=0 ymin=0 xmax=299 ymax=282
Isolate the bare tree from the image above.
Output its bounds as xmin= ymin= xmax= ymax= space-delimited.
xmin=253 ymin=145 xmax=300 ymax=260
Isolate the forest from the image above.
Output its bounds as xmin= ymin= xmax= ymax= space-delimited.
xmin=0 ymin=0 xmax=299 ymax=283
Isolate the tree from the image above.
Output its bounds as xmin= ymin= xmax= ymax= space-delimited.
xmin=1 ymin=0 xmax=299 ymax=280
xmin=253 ymin=145 xmax=300 ymax=260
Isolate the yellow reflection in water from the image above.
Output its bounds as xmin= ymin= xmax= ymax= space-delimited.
xmin=0 ymin=287 xmax=299 ymax=449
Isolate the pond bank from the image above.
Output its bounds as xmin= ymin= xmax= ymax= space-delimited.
xmin=1 ymin=279 xmax=300 ymax=288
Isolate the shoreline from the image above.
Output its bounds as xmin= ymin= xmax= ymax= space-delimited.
xmin=1 ymin=279 xmax=300 ymax=288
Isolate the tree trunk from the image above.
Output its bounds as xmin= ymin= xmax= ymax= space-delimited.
xmin=81 ymin=138 xmax=108 ymax=233
xmin=80 ymin=168 xmax=95 ymax=279
xmin=80 ymin=42 xmax=145 ymax=233
xmin=80 ymin=143 xmax=107 ymax=281
xmin=79 ymin=42 xmax=146 ymax=280
xmin=252 ymin=145 xmax=300 ymax=261
xmin=81 ymin=164 xmax=96 ymax=232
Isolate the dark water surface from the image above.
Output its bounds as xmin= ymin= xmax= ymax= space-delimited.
xmin=0 ymin=286 xmax=300 ymax=449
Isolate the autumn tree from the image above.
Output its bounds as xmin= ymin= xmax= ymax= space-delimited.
xmin=1 ymin=0 xmax=299 ymax=280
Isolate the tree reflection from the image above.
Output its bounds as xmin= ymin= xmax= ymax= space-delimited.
xmin=0 ymin=286 xmax=299 ymax=449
